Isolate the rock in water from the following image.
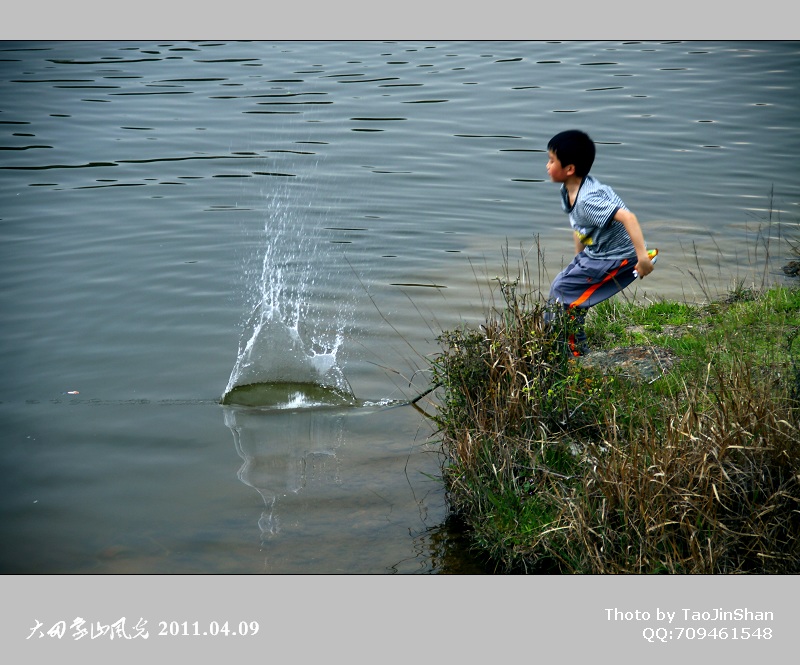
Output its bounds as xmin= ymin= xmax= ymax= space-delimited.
xmin=781 ymin=260 xmax=800 ymax=277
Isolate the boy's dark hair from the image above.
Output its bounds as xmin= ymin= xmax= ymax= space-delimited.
xmin=548 ymin=130 xmax=595 ymax=177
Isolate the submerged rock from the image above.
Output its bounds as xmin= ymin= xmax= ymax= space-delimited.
xmin=782 ymin=260 xmax=800 ymax=277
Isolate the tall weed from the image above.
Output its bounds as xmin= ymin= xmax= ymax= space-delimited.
xmin=431 ymin=268 xmax=800 ymax=573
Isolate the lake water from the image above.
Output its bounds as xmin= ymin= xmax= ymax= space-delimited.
xmin=1 ymin=40 xmax=798 ymax=574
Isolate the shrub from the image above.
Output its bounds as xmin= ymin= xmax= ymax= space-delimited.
xmin=430 ymin=280 xmax=800 ymax=573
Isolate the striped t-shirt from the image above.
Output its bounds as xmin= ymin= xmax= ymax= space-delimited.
xmin=560 ymin=175 xmax=636 ymax=260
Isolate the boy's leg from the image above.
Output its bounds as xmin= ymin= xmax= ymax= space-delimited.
xmin=567 ymin=307 xmax=589 ymax=357
xmin=547 ymin=252 xmax=637 ymax=356
xmin=544 ymin=304 xmax=589 ymax=357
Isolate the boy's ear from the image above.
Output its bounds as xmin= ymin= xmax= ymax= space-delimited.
xmin=564 ymin=163 xmax=576 ymax=176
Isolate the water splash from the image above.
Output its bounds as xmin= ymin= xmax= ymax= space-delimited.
xmin=223 ymin=185 xmax=354 ymax=408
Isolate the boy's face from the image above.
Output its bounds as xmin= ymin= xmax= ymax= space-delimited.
xmin=546 ymin=150 xmax=575 ymax=183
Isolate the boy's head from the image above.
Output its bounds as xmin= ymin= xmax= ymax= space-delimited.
xmin=547 ymin=130 xmax=595 ymax=178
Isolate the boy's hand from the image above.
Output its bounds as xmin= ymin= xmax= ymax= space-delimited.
xmin=635 ymin=254 xmax=654 ymax=278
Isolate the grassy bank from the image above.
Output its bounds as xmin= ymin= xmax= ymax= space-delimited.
xmin=429 ymin=276 xmax=800 ymax=573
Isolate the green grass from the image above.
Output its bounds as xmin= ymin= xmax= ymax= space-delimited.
xmin=429 ymin=278 xmax=800 ymax=574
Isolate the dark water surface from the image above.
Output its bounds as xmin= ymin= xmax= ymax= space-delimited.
xmin=1 ymin=41 xmax=798 ymax=573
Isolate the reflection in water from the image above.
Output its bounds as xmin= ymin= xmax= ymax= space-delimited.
xmin=221 ymin=400 xmax=472 ymax=573
xmin=222 ymin=396 xmax=500 ymax=574
xmin=415 ymin=516 xmax=493 ymax=575
xmin=223 ymin=405 xmax=346 ymax=542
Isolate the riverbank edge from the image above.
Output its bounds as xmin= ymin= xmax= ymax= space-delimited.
xmin=429 ymin=280 xmax=800 ymax=574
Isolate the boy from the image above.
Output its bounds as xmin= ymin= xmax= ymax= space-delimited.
xmin=545 ymin=129 xmax=655 ymax=356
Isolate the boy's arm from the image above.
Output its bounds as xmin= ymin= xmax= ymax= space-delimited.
xmin=573 ymin=232 xmax=584 ymax=255
xmin=615 ymin=208 xmax=654 ymax=278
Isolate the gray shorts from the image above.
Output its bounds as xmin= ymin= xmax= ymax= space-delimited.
xmin=548 ymin=251 xmax=637 ymax=310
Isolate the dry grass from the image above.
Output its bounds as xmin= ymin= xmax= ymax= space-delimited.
xmin=430 ymin=276 xmax=800 ymax=573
